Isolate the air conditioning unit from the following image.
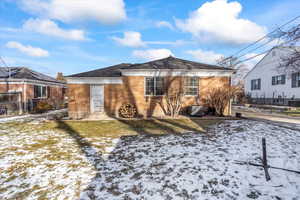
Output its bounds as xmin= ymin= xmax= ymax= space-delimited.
xmin=188 ymin=105 xmax=208 ymax=117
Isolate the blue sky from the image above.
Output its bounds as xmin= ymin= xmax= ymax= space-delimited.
xmin=0 ymin=0 xmax=299 ymax=77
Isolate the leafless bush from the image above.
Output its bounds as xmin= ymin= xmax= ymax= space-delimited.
xmin=162 ymin=90 xmax=184 ymax=117
xmin=204 ymin=86 xmax=239 ymax=116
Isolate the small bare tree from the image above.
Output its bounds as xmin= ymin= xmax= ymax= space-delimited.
xmin=159 ymin=77 xmax=184 ymax=117
xmin=277 ymin=24 xmax=300 ymax=73
xmin=204 ymin=85 xmax=239 ymax=116
xmin=163 ymin=89 xmax=184 ymax=117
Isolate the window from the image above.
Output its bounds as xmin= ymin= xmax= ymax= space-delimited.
xmin=184 ymin=77 xmax=199 ymax=96
xmin=145 ymin=77 xmax=164 ymax=96
xmin=251 ymin=79 xmax=261 ymax=90
xmin=292 ymin=72 xmax=300 ymax=88
xmin=272 ymin=75 xmax=286 ymax=85
xmin=34 ymin=85 xmax=47 ymax=98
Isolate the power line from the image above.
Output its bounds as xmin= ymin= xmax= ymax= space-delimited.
xmin=236 ymin=37 xmax=299 ymax=65
xmin=233 ymin=37 xmax=281 ymax=61
xmin=231 ymin=15 xmax=300 ymax=58
xmin=0 ymin=56 xmax=8 ymax=68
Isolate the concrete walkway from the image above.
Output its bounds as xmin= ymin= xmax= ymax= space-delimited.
xmin=0 ymin=109 xmax=67 ymax=123
xmin=233 ymin=107 xmax=300 ymax=131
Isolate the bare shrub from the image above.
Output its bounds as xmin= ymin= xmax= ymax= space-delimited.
xmin=35 ymin=101 xmax=53 ymax=113
xmin=162 ymin=90 xmax=184 ymax=117
xmin=204 ymin=86 xmax=239 ymax=116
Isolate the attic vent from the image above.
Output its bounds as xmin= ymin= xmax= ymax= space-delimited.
xmin=272 ymin=51 xmax=276 ymax=57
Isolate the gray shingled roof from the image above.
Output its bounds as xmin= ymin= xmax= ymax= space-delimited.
xmin=68 ymin=56 xmax=233 ymax=77
xmin=0 ymin=67 xmax=64 ymax=83
xmin=67 ymin=63 xmax=131 ymax=77
xmin=123 ymin=56 xmax=233 ymax=70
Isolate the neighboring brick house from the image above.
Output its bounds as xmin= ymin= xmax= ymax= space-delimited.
xmin=66 ymin=56 xmax=234 ymax=119
xmin=0 ymin=67 xmax=66 ymax=113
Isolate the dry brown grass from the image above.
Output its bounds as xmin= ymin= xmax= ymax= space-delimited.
xmin=38 ymin=118 xmax=222 ymax=137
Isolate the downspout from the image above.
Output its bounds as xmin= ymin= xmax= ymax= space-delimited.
xmin=23 ymin=80 xmax=27 ymax=112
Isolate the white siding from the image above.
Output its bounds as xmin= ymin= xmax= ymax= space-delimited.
xmin=245 ymin=48 xmax=300 ymax=99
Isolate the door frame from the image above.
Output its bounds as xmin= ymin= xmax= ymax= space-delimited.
xmin=90 ymin=84 xmax=104 ymax=113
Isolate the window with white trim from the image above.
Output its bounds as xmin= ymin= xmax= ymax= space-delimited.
xmin=184 ymin=77 xmax=198 ymax=96
xmin=34 ymin=85 xmax=47 ymax=98
xmin=145 ymin=77 xmax=164 ymax=96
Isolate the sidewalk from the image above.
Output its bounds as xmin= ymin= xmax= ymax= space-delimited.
xmin=0 ymin=109 xmax=67 ymax=123
xmin=233 ymin=106 xmax=300 ymax=131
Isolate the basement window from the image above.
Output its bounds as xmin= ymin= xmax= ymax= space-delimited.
xmin=145 ymin=77 xmax=164 ymax=96
xmin=34 ymin=85 xmax=47 ymax=98
xmin=184 ymin=77 xmax=199 ymax=96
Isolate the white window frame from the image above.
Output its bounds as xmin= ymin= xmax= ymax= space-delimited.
xmin=34 ymin=85 xmax=48 ymax=99
xmin=144 ymin=77 xmax=164 ymax=96
xmin=184 ymin=77 xmax=199 ymax=96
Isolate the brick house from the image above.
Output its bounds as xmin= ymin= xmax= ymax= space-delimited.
xmin=0 ymin=67 xmax=66 ymax=113
xmin=66 ymin=56 xmax=234 ymax=119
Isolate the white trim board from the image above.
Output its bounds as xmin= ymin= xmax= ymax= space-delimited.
xmin=0 ymin=79 xmax=65 ymax=87
xmin=120 ymin=69 xmax=233 ymax=77
xmin=66 ymin=77 xmax=123 ymax=84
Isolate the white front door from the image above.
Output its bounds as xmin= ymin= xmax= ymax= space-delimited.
xmin=90 ymin=85 xmax=104 ymax=113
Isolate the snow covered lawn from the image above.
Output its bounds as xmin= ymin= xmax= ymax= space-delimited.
xmin=0 ymin=120 xmax=299 ymax=199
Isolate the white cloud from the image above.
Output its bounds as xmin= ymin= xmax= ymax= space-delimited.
xmin=156 ymin=21 xmax=174 ymax=30
xmin=6 ymin=41 xmax=49 ymax=57
xmin=132 ymin=49 xmax=173 ymax=61
xmin=20 ymin=0 xmax=127 ymax=24
xmin=147 ymin=40 xmax=189 ymax=46
xmin=23 ymin=18 xmax=87 ymax=41
xmin=186 ymin=49 xmax=223 ymax=64
xmin=112 ymin=31 xmax=146 ymax=47
xmin=176 ymin=0 xmax=267 ymax=44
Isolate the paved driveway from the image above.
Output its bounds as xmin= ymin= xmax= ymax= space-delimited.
xmin=233 ymin=106 xmax=300 ymax=130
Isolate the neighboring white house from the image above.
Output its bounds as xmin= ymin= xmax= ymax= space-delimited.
xmin=244 ymin=46 xmax=300 ymax=106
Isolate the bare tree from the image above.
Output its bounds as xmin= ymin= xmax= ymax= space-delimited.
xmin=163 ymin=90 xmax=184 ymax=117
xmin=204 ymin=85 xmax=239 ymax=116
xmin=217 ymin=56 xmax=250 ymax=86
xmin=277 ymin=24 xmax=300 ymax=73
xmin=159 ymin=77 xmax=184 ymax=117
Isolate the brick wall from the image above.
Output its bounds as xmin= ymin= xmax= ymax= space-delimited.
xmin=0 ymin=83 xmax=65 ymax=111
xmin=105 ymin=76 xmax=231 ymax=118
xmin=68 ymin=84 xmax=90 ymax=119
xmin=68 ymin=76 xmax=231 ymax=119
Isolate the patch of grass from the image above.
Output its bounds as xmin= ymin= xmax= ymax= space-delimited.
xmin=37 ymin=119 xmax=222 ymax=137
xmin=280 ymin=110 xmax=300 ymax=117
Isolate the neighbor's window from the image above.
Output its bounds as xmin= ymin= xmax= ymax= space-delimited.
xmin=251 ymin=79 xmax=261 ymax=90
xmin=292 ymin=72 xmax=300 ymax=88
xmin=145 ymin=77 xmax=164 ymax=96
xmin=34 ymin=85 xmax=47 ymax=98
xmin=184 ymin=77 xmax=199 ymax=96
xmin=272 ymin=75 xmax=286 ymax=85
